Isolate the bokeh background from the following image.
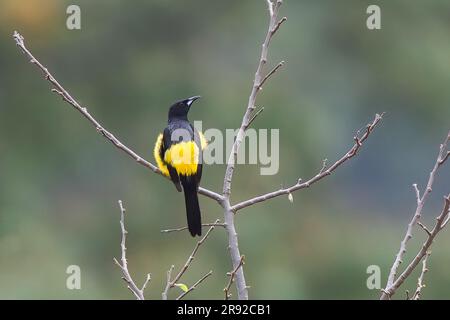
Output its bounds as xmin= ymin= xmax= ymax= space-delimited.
xmin=0 ymin=0 xmax=449 ymax=299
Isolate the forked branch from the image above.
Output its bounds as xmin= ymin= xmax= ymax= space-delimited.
xmin=113 ymin=200 xmax=151 ymax=300
xmin=411 ymin=251 xmax=430 ymax=300
xmin=162 ymin=220 xmax=219 ymax=300
xmin=381 ymin=131 xmax=450 ymax=300
xmin=224 ymin=255 xmax=245 ymax=300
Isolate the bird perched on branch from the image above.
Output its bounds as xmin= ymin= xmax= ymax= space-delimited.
xmin=154 ymin=96 xmax=207 ymax=236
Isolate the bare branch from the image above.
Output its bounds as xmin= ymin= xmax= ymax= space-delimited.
xmin=436 ymin=132 xmax=450 ymax=167
xmin=141 ymin=273 xmax=152 ymax=293
xmin=220 ymin=0 xmax=285 ymax=300
xmin=441 ymin=214 xmax=450 ymax=230
xmin=271 ymin=16 xmax=287 ymax=36
xmin=413 ymin=184 xmax=421 ymax=206
xmin=12 ymin=31 xmax=223 ymax=204
xmin=319 ymin=158 xmax=328 ymax=174
xmin=232 ymin=113 xmax=384 ymax=212
xmin=417 ymin=221 xmax=431 ymax=236
xmin=176 ymin=270 xmax=213 ymax=300
xmin=258 ymin=61 xmax=284 ymax=91
xmin=161 ymin=222 xmax=226 ymax=234
xmin=387 ymin=194 xmax=450 ymax=299
xmin=162 ymin=265 xmax=175 ymax=300
xmin=266 ymin=0 xmax=274 ymax=16
xmin=170 ymin=221 xmax=217 ymax=284
xmin=223 ymin=1 xmax=285 ymax=198
xmin=161 ymin=220 xmax=218 ymax=299
xmin=113 ymin=200 xmax=150 ymax=300
xmin=412 ymin=252 xmax=431 ymax=300
xmin=224 ymin=255 xmax=245 ymax=300
xmin=439 ymin=151 xmax=450 ymax=165
xmin=247 ymin=107 xmax=265 ymax=129
xmin=381 ymin=132 xmax=449 ymax=300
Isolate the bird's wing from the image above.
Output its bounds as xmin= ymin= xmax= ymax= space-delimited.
xmin=163 ymin=127 xmax=182 ymax=192
xmin=154 ymin=133 xmax=169 ymax=176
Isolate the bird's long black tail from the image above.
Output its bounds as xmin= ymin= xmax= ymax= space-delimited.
xmin=182 ymin=180 xmax=202 ymax=237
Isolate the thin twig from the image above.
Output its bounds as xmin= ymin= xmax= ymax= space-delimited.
xmin=161 ymin=221 xmax=218 ymax=299
xmin=271 ymin=16 xmax=287 ymax=36
xmin=171 ymin=221 xmax=218 ymax=284
xmin=176 ymin=270 xmax=213 ymax=300
xmin=417 ymin=221 xmax=431 ymax=236
xmin=412 ymin=252 xmax=431 ymax=300
xmin=224 ymin=255 xmax=245 ymax=300
xmin=382 ymin=194 xmax=450 ymax=300
xmin=161 ymin=222 xmax=226 ymax=234
xmin=439 ymin=151 xmax=450 ymax=165
xmin=12 ymin=31 xmax=223 ymax=204
xmin=441 ymin=215 xmax=450 ymax=230
xmin=413 ymin=184 xmax=421 ymax=206
xmin=247 ymin=107 xmax=265 ymax=129
xmin=113 ymin=200 xmax=150 ymax=300
xmin=319 ymin=158 xmax=328 ymax=174
xmin=381 ymin=132 xmax=449 ymax=300
xmin=232 ymin=113 xmax=384 ymax=212
xmin=162 ymin=265 xmax=175 ymax=300
xmin=258 ymin=61 xmax=284 ymax=91
xmin=141 ymin=273 xmax=152 ymax=293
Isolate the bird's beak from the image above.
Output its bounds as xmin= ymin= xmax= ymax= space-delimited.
xmin=186 ymin=95 xmax=201 ymax=107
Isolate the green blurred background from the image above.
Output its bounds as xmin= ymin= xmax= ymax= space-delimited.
xmin=0 ymin=0 xmax=449 ymax=299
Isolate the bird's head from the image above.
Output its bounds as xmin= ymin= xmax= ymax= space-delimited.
xmin=168 ymin=95 xmax=201 ymax=121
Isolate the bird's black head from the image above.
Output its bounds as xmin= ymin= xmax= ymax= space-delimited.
xmin=168 ymin=96 xmax=201 ymax=122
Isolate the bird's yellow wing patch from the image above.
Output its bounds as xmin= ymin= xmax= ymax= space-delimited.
xmin=154 ymin=131 xmax=207 ymax=177
xmin=164 ymin=141 xmax=199 ymax=176
xmin=153 ymin=133 xmax=169 ymax=177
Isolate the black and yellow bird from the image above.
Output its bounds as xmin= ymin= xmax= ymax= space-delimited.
xmin=154 ymin=96 xmax=207 ymax=237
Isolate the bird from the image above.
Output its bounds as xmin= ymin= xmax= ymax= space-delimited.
xmin=154 ymin=96 xmax=207 ymax=237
